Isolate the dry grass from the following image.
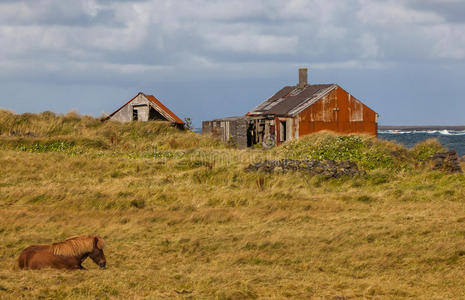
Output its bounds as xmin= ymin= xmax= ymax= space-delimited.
xmin=0 ymin=109 xmax=224 ymax=151
xmin=1 ymin=111 xmax=465 ymax=299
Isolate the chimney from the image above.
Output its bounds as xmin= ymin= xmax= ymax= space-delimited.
xmin=298 ymin=68 xmax=308 ymax=89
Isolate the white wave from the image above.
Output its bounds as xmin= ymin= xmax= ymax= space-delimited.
xmin=379 ymin=130 xmax=410 ymax=134
xmin=379 ymin=129 xmax=465 ymax=136
xmin=438 ymin=130 xmax=465 ymax=136
xmin=439 ymin=130 xmax=450 ymax=135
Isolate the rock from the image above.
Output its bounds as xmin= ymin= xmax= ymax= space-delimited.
xmin=25 ymin=131 xmax=37 ymax=137
xmin=431 ymin=150 xmax=462 ymax=173
xmin=246 ymin=159 xmax=364 ymax=178
xmin=273 ymin=166 xmax=284 ymax=173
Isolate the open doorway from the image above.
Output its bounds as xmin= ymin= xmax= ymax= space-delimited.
xmin=247 ymin=123 xmax=255 ymax=147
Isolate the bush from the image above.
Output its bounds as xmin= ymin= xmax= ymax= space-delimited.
xmin=410 ymin=139 xmax=446 ymax=162
xmin=275 ymin=133 xmax=403 ymax=170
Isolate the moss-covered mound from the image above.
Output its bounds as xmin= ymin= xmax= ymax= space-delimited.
xmin=274 ymin=131 xmax=446 ymax=171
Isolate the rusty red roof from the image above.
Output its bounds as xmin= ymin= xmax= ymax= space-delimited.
xmin=247 ymin=84 xmax=335 ymax=117
xmin=106 ymin=92 xmax=184 ymax=125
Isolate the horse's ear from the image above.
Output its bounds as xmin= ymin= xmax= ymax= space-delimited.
xmin=94 ymin=236 xmax=105 ymax=249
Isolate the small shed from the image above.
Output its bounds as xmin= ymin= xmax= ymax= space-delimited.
xmin=202 ymin=116 xmax=250 ymax=148
xmin=106 ymin=92 xmax=185 ymax=128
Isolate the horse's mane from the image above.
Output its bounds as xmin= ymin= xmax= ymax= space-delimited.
xmin=49 ymin=235 xmax=105 ymax=257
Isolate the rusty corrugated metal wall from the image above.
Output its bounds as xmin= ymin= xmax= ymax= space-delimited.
xmin=298 ymin=85 xmax=377 ymax=137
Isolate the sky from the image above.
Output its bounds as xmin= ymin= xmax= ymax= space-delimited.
xmin=0 ymin=0 xmax=464 ymax=127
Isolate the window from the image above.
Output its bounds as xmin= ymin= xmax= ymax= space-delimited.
xmin=132 ymin=108 xmax=138 ymax=121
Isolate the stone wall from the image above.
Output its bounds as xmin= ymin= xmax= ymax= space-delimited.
xmin=431 ymin=150 xmax=462 ymax=173
xmin=247 ymin=159 xmax=365 ymax=178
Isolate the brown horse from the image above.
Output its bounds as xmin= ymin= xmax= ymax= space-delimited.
xmin=18 ymin=235 xmax=106 ymax=270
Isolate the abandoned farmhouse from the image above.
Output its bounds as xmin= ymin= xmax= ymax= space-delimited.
xmin=105 ymin=92 xmax=185 ymax=128
xmin=202 ymin=68 xmax=378 ymax=148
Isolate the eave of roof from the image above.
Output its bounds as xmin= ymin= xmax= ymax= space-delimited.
xmin=208 ymin=116 xmax=250 ymax=122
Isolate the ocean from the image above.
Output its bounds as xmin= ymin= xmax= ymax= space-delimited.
xmin=194 ymin=127 xmax=465 ymax=157
xmin=378 ymin=128 xmax=465 ymax=156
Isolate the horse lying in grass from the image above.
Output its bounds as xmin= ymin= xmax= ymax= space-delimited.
xmin=18 ymin=235 xmax=106 ymax=270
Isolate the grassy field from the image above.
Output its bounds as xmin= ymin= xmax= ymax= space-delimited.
xmin=1 ymin=110 xmax=465 ymax=299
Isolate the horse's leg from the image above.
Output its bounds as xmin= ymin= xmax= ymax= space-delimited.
xmin=78 ymin=253 xmax=89 ymax=270
xmin=57 ymin=256 xmax=83 ymax=270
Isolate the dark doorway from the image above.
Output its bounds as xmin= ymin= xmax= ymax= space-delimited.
xmin=247 ymin=123 xmax=255 ymax=147
xmin=280 ymin=121 xmax=287 ymax=142
xmin=132 ymin=109 xmax=138 ymax=121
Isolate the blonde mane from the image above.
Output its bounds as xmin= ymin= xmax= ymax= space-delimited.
xmin=49 ymin=235 xmax=105 ymax=257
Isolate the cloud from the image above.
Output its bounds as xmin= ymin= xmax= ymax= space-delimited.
xmin=357 ymin=0 xmax=443 ymax=25
xmin=0 ymin=0 xmax=464 ymax=85
xmin=204 ymin=32 xmax=299 ymax=54
xmin=406 ymin=0 xmax=465 ymax=23
xmin=427 ymin=24 xmax=465 ymax=59
xmin=356 ymin=0 xmax=465 ymax=61
xmin=0 ymin=0 xmax=119 ymax=26
xmin=358 ymin=33 xmax=382 ymax=59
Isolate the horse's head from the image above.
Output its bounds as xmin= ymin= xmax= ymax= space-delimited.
xmin=89 ymin=236 xmax=106 ymax=268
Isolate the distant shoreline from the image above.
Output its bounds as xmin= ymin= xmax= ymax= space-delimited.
xmin=379 ymin=126 xmax=465 ymax=131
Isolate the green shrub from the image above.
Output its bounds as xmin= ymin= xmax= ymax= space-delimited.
xmin=276 ymin=133 xmax=403 ymax=170
xmin=410 ymin=139 xmax=446 ymax=162
xmin=18 ymin=141 xmax=74 ymax=152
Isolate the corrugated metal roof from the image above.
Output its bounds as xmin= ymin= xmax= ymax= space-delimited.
xmin=248 ymin=84 xmax=336 ymax=117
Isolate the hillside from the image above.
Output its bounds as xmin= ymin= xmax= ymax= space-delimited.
xmin=1 ymin=111 xmax=465 ymax=299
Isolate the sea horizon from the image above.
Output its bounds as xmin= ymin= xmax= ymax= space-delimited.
xmin=379 ymin=125 xmax=465 ymax=131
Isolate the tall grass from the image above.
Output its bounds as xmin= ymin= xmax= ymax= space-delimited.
xmin=0 ymin=111 xmax=464 ymax=299
xmin=0 ymin=109 xmax=225 ymax=152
